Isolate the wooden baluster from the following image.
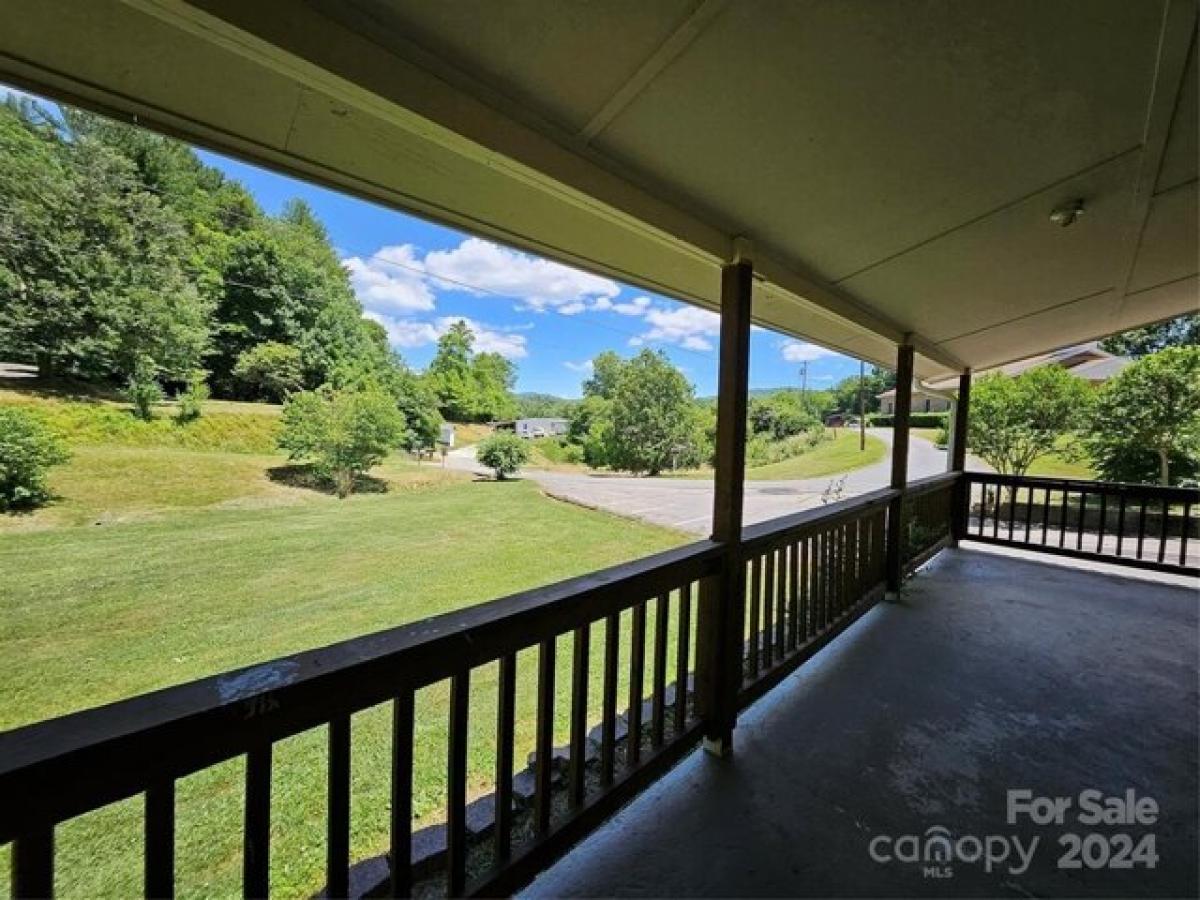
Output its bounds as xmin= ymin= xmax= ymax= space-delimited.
xmin=1137 ymin=497 xmax=1148 ymax=559
xmin=1041 ymin=487 xmax=1051 ymax=545
xmin=600 ymin=614 xmax=619 ymax=786
xmin=1023 ymin=486 xmax=1034 ymax=543
xmin=494 ymin=656 xmax=515 ymax=862
xmin=628 ymin=603 xmax=646 ymax=766
xmin=674 ymin=583 xmax=692 ymax=733
xmin=1059 ymin=488 xmax=1070 ymax=548
xmin=762 ymin=549 xmax=775 ymax=669
xmin=1007 ymin=485 xmax=1017 ymax=540
xmin=12 ymin=829 xmax=54 ymax=900
xmin=390 ymin=692 xmax=414 ymax=897
xmin=145 ymin=781 xmax=175 ymax=899
xmin=569 ymin=625 xmax=590 ymax=807
xmin=975 ymin=482 xmax=985 ymax=536
xmin=1096 ymin=492 xmax=1108 ymax=556
xmin=1076 ymin=492 xmax=1088 ymax=551
xmin=651 ymin=595 xmax=669 ymax=748
xmin=775 ymin=543 xmax=787 ymax=657
xmin=1158 ymin=497 xmax=1169 ymax=564
xmin=1115 ymin=494 xmax=1127 ymax=557
xmin=799 ymin=537 xmax=810 ymax=643
xmin=747 ymin=555 xmax=761 ymax=678
xmin=1179 ymin=502 xmax=1191 ymax=568
xmin=243 ymin=744 xmax=272 ymax=899
xmin=447 ymin=674 xmax=469 ymax=896
xmin=327 ymin=715 xmax=351 ymax=899
xmin=535 ymin=639 xmax=555 ymax=837
xmin=788 ymin=539 xmax=800 ymax=650
xmin=992 ymin=484 xmax=1001 ymax=539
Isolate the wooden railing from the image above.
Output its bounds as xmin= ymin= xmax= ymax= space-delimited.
xmin=0 ymin=542 xmax=721 ymax=899
xmin=0 ymin=483 xmax=967 ymax=899
xmin=962 ymin=473 xmax=1200 ymax=576
xmin=900 ymin=473 xmax=958 ymax=574
xmin=738 ymin=487 xmax=894 ymax=706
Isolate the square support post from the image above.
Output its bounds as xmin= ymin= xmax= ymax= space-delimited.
xmin=885 ymin=342 xmax=914 ymax=592
xmin=696 ymin=259 xmax=752 ymax=757
xmin=948 ymin=369 xmax=972 ymax=543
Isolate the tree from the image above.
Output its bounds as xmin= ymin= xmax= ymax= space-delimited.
xmin=0 ymin=407 xmax=70 ymax=510
xmin=476 ymin=432 xmax=530 ymax=480
xmin=1100 ymin=314 xmax=1200 ymax=358
xmin=583 ymin=350 xmax=624 ymax=400
xmin=832 ymin=366 xmax=895 ymax=414
xmin=967 ymin=367 xmax=1092 ymax=477
xmin=124 ymin=356 xmax=165 ymax=420
xmin=278 ymin=386 xmax=407 ymax=497
xmin=232 ymin=341 xmax=305 ymax=402
xmin=1084 ymin=347 xmax=1200 ymax=485
xmin=426 ymin=322 xmax=518 ymax=422
xmin=748 ymin=391 xmax=819 ymax=440
xmin=606 ymin=350 xmax=699 ymax=475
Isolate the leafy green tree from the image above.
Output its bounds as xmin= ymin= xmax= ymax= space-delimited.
xmin=426 ymin=322 xmax=518 ymax=422
xmin=1084 ymin=347 xmax=1200 ymax=485
xmin=967 ymin=367 xmax=1092 ymax=477
xmin=473 ymin=352 xmax=518 ymax=421
xmin=278 ymin=386 xmax=407 ymax=497
xmin=1100 ymin=314 xmax=1200 ymax=358
xmin=174 ymin=370 xmax=209 ymax=423
xmin=476 ymin=432 xmax=530 ymax=480
xmin=583 ymin=350 xmax=624 ymax=400
xmin=0 ymin=406 xmax=70 ymax=510
xmin=606 ymin=350 xmax=699 ymax=475
xmin=831 ymin=366 xmax=895 ymax=414
xmin=748 ymin=391 xmax=819 ymax=440
xmin=232 ymin=341 xmax=305 ymax=402
xmin=125 ymin=357 xmax=165 ymax=421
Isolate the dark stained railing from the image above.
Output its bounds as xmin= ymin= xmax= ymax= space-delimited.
xmin=738 ymin=487 xmax=894 ymax=707
xmin=0 ymin=541 xmax=721 ymax=899
xmin=900 ymin=473 xmax=958 ymax=574
xmin=963 ymin=473 xmax=1200 ymax=576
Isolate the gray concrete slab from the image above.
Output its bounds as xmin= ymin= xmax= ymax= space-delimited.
xmin=524 ymin=548 xmax=1199 ymax=898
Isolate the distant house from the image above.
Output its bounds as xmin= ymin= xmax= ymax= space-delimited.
xmin=879 ymin=341 xmax=1132 ymax=413
xmin=515 ymin=417 xmax=569 ymax=438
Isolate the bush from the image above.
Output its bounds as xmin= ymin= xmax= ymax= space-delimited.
xmin=477 ymin=432 xmax=530 ymax=480
xmin=0 ymin=407 xmax=70 ymax=510
xmin=868 ymin=412 xmax=949 ymax=428
xmin=125 ymin=359 xmax=164 ymax=421
xmin=174 ymin=371 xmax=210 ymax=423
xmin=933 ymin=423 xmax=950 ymax=449
xmin=745 ymin=426 xmax=828 ymax=468
xmin=233 ymin=342 xmax=305 ymax=402
xmin=278 ymin=386 xmax=407 ymax=497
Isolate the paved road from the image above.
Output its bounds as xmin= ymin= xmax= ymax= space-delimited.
xmin=451 ymin=429 xmax=974 ymax=535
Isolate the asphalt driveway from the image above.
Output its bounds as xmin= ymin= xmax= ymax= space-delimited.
xmin=452 ymin=429 xmax=971 ymax=535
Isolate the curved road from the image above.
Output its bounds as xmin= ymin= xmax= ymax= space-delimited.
xmin=451 ymin=429 xmax=982 ymax=535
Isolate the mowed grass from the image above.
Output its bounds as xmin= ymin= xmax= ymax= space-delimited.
xmin=0 ymin=451 xmax=687 ymax=897
xmin=745 ymin=432 xmax=887 ymax=480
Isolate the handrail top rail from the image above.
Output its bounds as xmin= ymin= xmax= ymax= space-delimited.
xmin=0 ymin=538 xmax=721 ymax=811
xmin=904 ymin=471 xmax=961 ymax=497
xmin=740 ymin=485 xmax=898 ymax=550
xmin=965 ymin=471 xmax=1200 ymax=501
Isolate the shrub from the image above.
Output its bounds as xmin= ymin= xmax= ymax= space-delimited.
xmin=477 ymin=432 xmax=530 ymax=480
xmin=124 ymin=359 xmax=164 ymax=421
xmin=278 ymin=386 xmax=407 ymax=497
xmin=933 ymin=423 xmax=950 ymax=449
xmin=0 ymin=407 xmax=70 ymax=510
xmin=233 ymin=341 xmax=305 ymax=402
xmin=174 ymin=370 xmax=210 ymax=424
xmin=745 ymin=426 xmax=828 ymax=468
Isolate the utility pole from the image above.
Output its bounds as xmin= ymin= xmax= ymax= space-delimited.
xmin=859 ymin=360 xmax=866 ymax=451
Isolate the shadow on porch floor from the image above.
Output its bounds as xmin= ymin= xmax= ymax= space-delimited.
xmin=524 ymin=547 xmax=1198 ymax=898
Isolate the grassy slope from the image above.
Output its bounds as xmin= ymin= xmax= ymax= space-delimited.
xmin=0 ymin=397 xmax=686 ymax=897
xmin=744 ymin=432 xmax=887 ymax=480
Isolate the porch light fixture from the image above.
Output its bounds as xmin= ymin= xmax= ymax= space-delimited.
xmin=1049 ymin=199 xmax=1086 ymax=227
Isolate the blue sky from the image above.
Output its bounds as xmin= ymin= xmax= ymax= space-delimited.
xmin=5 ymin=82 xmax=863 ymax=397
xmin=202 ymin=151 xmax=866 ymax=397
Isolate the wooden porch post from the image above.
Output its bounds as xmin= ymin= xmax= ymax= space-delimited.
xmin=885 ymin=341 xmax=914 ymax=591
xmin=948 ymin=369 xmax=971 ymax=543
xmin=696 ymin=258 xmax=752 ymax=756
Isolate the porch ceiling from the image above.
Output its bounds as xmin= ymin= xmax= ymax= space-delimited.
xmin=0 ymin=1 xmax=1195 ymax=382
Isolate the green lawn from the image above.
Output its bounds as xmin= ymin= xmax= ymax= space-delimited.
xmin=744 ymin=432 xmax=887 ymax=480
xmin=0 ymin=440 xmax=687 ymax=897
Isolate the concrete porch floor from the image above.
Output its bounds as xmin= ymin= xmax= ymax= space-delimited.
xmin=524 ymin=547 xmax=1199 ymax=898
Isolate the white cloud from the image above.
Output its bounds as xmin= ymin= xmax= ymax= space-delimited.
xmin=365 ymin=312 xmax=528 ymax=359
xmin=589 ymin=297 xmax=613 ymax=312
xmin=612 ymin=296 xmax=652 ymax=316
xmin=780 ymin=339 xmax=837 ymax=363
xmin=632 ymin=305 xmax=721 ymax=352
xmin=344 ymin=245 xmax=435 ymax=314
xmin=564 ymin=359 xmax=594 ymax=374
xmin=423 ymin=237 xmax=619 ymax=313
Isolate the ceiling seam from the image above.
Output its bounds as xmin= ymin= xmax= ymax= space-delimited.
xmin=828 ymin=146 xmax=1142 ymax=286
xmin=578 ymin=0 xmax=729 ymax=143
xmin=933 ymin=286 xmax=1114 ymax=345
